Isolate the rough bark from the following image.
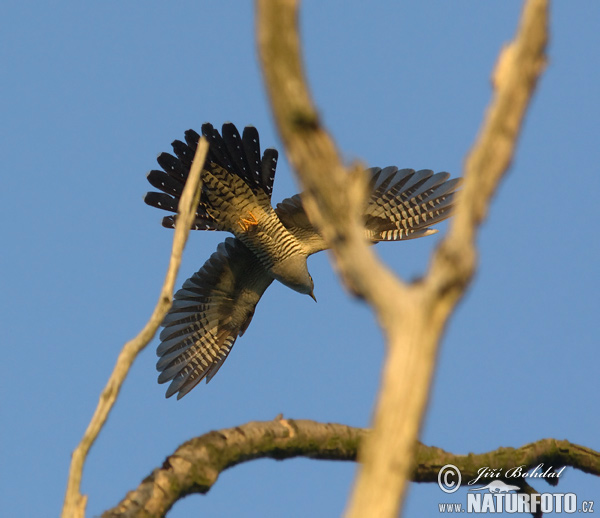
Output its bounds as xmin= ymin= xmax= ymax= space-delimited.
xmin=256 ymin=0 xmax=549 ymax=516
xmin=102 ymin=418 xmax=600 ymax=518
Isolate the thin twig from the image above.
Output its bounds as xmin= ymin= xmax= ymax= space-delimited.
xmin=61 ymin=138 xmax=209 ymax=518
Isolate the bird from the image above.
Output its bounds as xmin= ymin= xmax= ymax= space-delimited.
xmin=144 ymin=122 xmax=460 ymax=399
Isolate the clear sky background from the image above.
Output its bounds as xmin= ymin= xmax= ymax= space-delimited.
xmin=2 ymin=1 xmax=599 ymax=516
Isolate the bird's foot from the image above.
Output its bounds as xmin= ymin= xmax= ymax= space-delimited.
xmin=237 ymin=211 xmax=259 ymax=231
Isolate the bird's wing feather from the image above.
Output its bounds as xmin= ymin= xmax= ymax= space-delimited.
xmin=275 ymin=168 xmax=461 ymax=251
xmin=364 ymin=167 xmax=461 ymax=241
xmin=156 ymin=237 xmax=273 ymax=399
xmin=275 ymin=195 xmax=327 ymax=255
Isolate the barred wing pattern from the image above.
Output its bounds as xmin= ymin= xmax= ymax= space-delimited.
xmin=156 ymin=238 xmax=273 ymax=399
xmin=275 ymin=166 xmax=461 ymax=255
xmin=146 ymin=123 xmax=461 ymax=399
xmin=364 ymin=166 xmax=460 ymax=241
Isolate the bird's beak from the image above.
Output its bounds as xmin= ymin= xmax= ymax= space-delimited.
xmin=309 ymin=290 xmax=317 ymax=302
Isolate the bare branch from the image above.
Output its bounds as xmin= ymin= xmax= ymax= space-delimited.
xmin=349 ymin=2 xmax=549 ymax=516
xmin=102 ymin=418 xmax=600 ymax=517
xmin=256 ymin=0 xmax=402 ymax=312
xmin=61 ymin=139 xmax=210 ymax=518
xmin=256 ymin=0 xmax=549 ymax=516
xmin=426 ymin=0 xmax=550 ymax=298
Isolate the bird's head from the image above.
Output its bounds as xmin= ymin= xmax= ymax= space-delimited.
xmin=271 ymin=255 xmax=316 ymax=301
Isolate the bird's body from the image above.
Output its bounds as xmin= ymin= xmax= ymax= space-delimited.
xmin=194 ymin=163 xmax=315 ymax=295
xmin=145 ymin=122 xmax=460 ymax=398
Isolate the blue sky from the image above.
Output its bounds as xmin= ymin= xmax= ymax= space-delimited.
xmin=2 ymin=1 xmax=599 ymax=516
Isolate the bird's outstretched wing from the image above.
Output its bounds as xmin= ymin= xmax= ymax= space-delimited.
xmin=156 ymin=237 xmax=273 ymax=399
xmin=275 ymin=167 xmax=461 ymax=254
xmin=147 ymin=125 xmax=461 ymax=399
xmin=144 ymin=123 xmax=279 ymax=230
xmin=363 ymin=166 xmax=460 ymax=241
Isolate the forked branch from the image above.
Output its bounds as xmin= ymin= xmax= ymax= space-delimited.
xmin=256 ymin=1 xmax=549 ymax=517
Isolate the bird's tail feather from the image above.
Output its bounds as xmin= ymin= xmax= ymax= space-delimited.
xmin=144 ymin=123 xmax=279 ymax=232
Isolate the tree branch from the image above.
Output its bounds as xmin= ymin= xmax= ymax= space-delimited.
xmin=256 ymin=0 xmax=549 ymax=517
xmin=61 ymin=139 xmax=210 ymax=518
xmin=102 ymin=418 xmax=600 ymax=517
